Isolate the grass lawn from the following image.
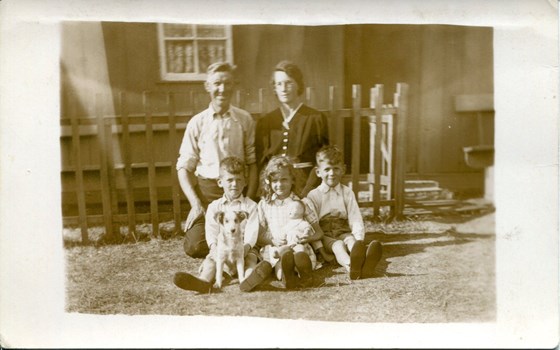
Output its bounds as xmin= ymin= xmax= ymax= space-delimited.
xmin=64 ymin=211 xmax=495 ymax=322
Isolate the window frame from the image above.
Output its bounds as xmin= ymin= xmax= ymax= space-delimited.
xmin=157 ymin=23 xmax=234 ymax=81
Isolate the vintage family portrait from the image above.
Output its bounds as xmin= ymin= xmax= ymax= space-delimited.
xmin=0 ymin=0 xmax=558 ymax=348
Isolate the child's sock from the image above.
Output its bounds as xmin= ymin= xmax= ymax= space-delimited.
xmin=361 ymin=241 xmax=383 ymax=278
xmin=349 ymin=240 xmax=366 ymax=280
xmin=332 ymin=240 xmax=350 ymax=267
xmin=239 ymin=261 xmax=273 ymax=292
xmin=173 ymin=272 xmax=212 ymax=294
xmin=294 ymin=252 xmax=313 ymax=288
xmin=281 ymin=250 xmax=299 ymax=289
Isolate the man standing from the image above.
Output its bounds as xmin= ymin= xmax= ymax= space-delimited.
xmin=176 ymin=62 xmax=257 ymax=258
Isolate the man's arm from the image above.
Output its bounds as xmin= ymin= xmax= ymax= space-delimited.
xmin=246 ymin=163 xmax=258 ymax=200
xmin=177 ymin=167 xmax=205 ymax=231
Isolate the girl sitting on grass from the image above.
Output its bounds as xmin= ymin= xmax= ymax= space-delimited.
xmin=240 ymin=156 xmax=324 ymax=291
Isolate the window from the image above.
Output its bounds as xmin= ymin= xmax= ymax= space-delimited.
xmin=157 ymin=23 xmax=233 ymax=81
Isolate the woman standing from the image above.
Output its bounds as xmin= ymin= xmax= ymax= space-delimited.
xmin=255 ymin=60 xmax=330 ymax=197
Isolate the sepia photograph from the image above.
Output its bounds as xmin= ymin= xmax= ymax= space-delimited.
xmin=0 ymin=0 xmax=558 ymax=348
xmin=60 ymin=22 xmax=495 ymax=322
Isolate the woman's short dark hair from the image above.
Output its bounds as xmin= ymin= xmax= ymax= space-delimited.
xmin=271 ymin=60 xmax=305 ymax=96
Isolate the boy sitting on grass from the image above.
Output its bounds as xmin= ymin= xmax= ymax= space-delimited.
xmin=305 ymin=145 xmax=383 ymax=280
xmin=173 ymin=157 xmax=258 ymax=293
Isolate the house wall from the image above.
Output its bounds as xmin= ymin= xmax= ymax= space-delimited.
xmin=344 ymin=24 xmax=493 ymax=192
xmin=60 ymin=22 xmax=494 ymax=214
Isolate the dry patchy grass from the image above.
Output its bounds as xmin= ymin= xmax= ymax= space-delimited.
xmin=64 ymin=213 xmax=495 ymax=322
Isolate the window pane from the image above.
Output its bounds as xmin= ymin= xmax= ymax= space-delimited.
xmin=196 ymin=25 xmax=225 ymax=38
xmin=163 ymin=24 xmax=193 ymax=38
xmin=166 ymin=41 xmax=195 ymax=73
xmin=198 ymin=40 xmax=227 ymax=72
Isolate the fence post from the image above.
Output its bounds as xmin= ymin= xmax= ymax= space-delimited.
xmin=167 ymin=92 xmax=182 ymax=235
xmin=235 ymin=90 xmax=243 ymax=109
xmin=119 ymin=92 xmax=137 ymax=241
xmin=69 ymin=98 xmax=89 ymax=244
xmin=96 ymin=93 xmax=116 ymax=240
xmin=351 ymin=84 xmax=361 ymax=201
xmin=373 ymin=84 xmax=384 ymax=217
xmin=143 ymin=92 xmax=160 ymax=238
xmin=258 ymin=88 xmax=265 ymax=117
xmin=394 ymin=83 xmax=409 ymax=218
xmin=305 ymin=87 xmax=313 ymax=106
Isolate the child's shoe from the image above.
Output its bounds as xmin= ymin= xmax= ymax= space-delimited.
xmin=361 ymin=241 xmax=382 ymax=278
xmin=294 ymin=251 xmax=313 ymax=288
xmin=239 ymin=261 xmax=272 ymax=292
xmin=173 ymin=272 xmax=212 ymax=293
xmin=281 ymin=250 xmax=299 ymax=289
xmin=349 ymin=240 xmax=366 ymax=280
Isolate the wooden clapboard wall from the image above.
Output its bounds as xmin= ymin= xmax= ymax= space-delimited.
xmin=344 ymin=24 xmax=493 ymax=193
xmin=61 ymin=22 xmax=493 ymax=208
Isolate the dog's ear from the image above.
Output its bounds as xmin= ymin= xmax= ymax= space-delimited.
xmin=236 ymin=211 xmax=249 ymax=222
xmin=214 ymin=211 xmax=225 ymax=224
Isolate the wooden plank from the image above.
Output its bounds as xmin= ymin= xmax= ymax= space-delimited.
xmin=235 ymin=90 xmax=243 ymax=109
xmin=143 ymin=92 xmax=160 ymax=237
xmin=385 ymin=112 xmax=394 ymax=198
xmin=351 ymin=85 xmax=361 ymax=201
xmin=63 ymin=211 xmax=188 ymax=227
xmin=305 ymin=87 xmax=313 ymax=106
xmin=454 ymin=94 xmax=494 ymax=113
xmin=104 ymin=108 xmax=119 ymax=238
xmin=119 ymin=92 xmax=137 ymax=241
xmin=394 ymin=83 xmax=409 ymax=218
xmin=418 ymin=27 xmax=445 ymax=174
xmin=358 ymin=199 xmax=395 ymax=208
xmin=167 ymin=92 xmax=182 ymax=234
xmin=96 ymin=93 xmax=114 ymax=238
xmin=258 ymin=88 xmax=265 ymax=117
xmin=372 ymin=85 xmax=384 ymax=217
xmin=69 ymin=97 xmax=89 ymax=243
xmin=329 ymin=86 xmax=345 ymax=159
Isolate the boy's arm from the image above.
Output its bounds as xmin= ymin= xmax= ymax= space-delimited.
xmin=243 ymin=203 xmax=261 ymax=250
xmin=346 ymin=188 xmax=365 ymax=241
xmin=204 ymin=202 xmax=220 ymax=251
xmin=298 ymin=196 xmax=324 ymax=243
xmin=300 ymin=222 xmax=323 ymax=244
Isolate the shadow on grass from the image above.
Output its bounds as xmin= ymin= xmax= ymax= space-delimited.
xmin=364 ymin=230 xmax=495 ymax=278
xmin=233 ymin=229 xmax=495 ymax=291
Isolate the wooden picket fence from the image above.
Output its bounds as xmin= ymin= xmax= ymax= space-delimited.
xmin=60 ymin=83 xmax=408 ymax=243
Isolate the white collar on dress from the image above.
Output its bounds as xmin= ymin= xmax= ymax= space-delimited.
xmin=280 ymin=102 xmax=303 ymax=129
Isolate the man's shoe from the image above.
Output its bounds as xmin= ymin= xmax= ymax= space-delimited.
xmin=173 ymin=272 xmax=212 ymax=293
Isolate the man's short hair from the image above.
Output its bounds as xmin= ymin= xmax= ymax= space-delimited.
xmin=219 ymin=156 xmax=245 ymax=176
xmin=316 ymin=145 xmax=344 ymax=165
xmin=271 ymin=60 xmax=305 ymax=96
xmin=206 ymin=62 xmax=236 ymax=76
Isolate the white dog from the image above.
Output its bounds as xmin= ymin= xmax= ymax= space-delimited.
xmin=213 ymin=209 xmax=248 ymax=289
